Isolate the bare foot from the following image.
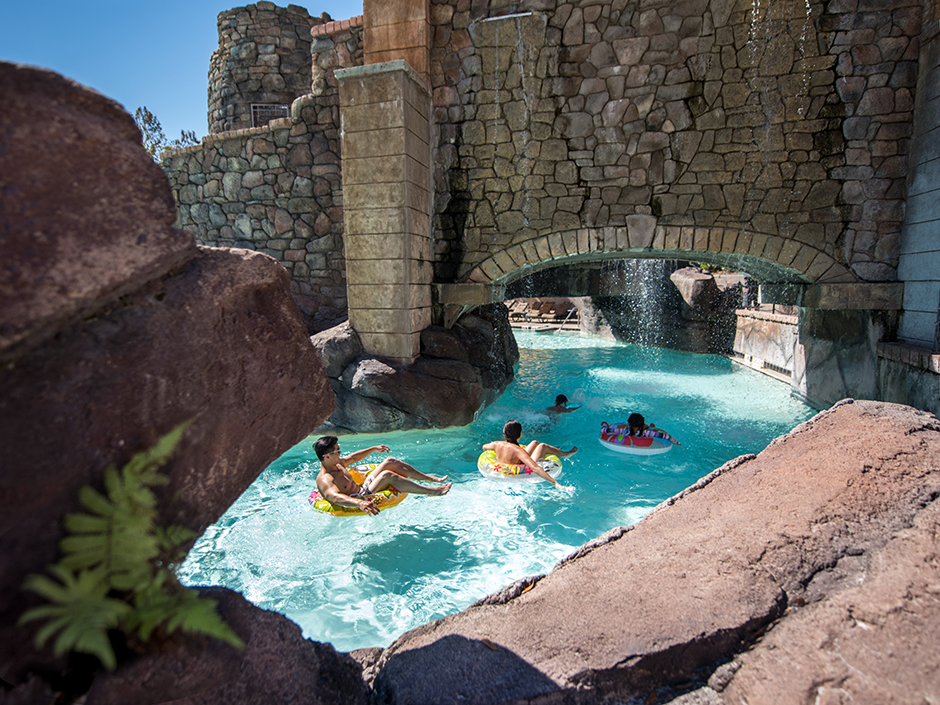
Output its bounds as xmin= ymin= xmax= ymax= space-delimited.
xmin=562 ymin=446 xmax=578 ymax=457
xmin=428 ymin=474 xmax=448 ymax=482
xmin=432 ymin=482 xmax=452 ymax=496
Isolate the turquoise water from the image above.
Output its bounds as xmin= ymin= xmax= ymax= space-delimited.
xmin=179 ymin=331 xmax=818 ymax=652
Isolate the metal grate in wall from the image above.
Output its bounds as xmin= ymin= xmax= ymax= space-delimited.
xmin=251 ymin=103 xmax=289 ymax=128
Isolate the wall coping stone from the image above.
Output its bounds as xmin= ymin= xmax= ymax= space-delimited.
xmin=878 ymin=341 xmax=940 ymax=374
xmin=735 ymin=309 xmax=798 ymax=325
xmin=336 ymin=59 xmax=430 ymax=95
xmin=311 ymin=15 xmax=363 ymax=37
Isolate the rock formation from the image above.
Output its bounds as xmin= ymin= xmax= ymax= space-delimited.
xmin=311 ymin=305 xmax=518 ymax=433
xmin=0 ymin=61 xmax=339 ymax=697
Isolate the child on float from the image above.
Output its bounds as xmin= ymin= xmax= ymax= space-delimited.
xmin=483 ymin=420 xmax=577 ymax=491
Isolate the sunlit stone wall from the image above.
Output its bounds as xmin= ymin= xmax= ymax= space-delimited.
xmin=428 ymin=0 xmax=921 ymax=286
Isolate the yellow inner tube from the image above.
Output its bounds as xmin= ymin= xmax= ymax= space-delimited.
xmin=309 ymin=465 xmax=408 ymax=516
xmin=477 ymin=449 xmax=562 ymax=479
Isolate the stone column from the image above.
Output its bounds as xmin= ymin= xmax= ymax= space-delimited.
xmin=337 ymin=61 xmax=432 ymax=363
xmin=362 ymin=0 xmax=430 ymax=84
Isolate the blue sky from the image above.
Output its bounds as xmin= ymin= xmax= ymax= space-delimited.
xmin=1 ymin=0 xmax=363 ymax=141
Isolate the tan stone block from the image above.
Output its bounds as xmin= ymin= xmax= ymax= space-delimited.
xmin=763 ymin=236 xmax=784 ymax=262
xmin=694 ymin=227 xmax=709 ymax=251
xmin=652 ymin=226 xmax=667 ymax=250
xmin=679 ymin=226 xmax=695 ymax=251
xmin=467 ymin=267 xmax=491 ymax=284
xmin=404 ymin=125 xmax=430 ymax=168
xmin=663 ymin=226 xmax=680 ymax=250
xmin=339 ymin=70 xmax=405 ymax=108
xmin=707 ymin=228 xmax=722 ymax=253
xmin=777 ymin=240 xmax=801 ymax=267
xmin=790 ymin=245 xmax=817 ymax=275
xmin=404 ymin=155 xmax=431 ymax=193
xmin=360 ymin=330 xmax=422 ymax=363
xmin=346 ymin=207 xmax=407 ymax=236
xmin=535 ymin=237 xmax=552 ymax=262
xmin=805 ymin=252 xmax=835 ymax=282
xmin=366 ymin=20 xmax=431 ymax=57
xmin=480 ymin=258 xmax=503 ymax=280
xmin=342 ymin=101 xmax=405 ymax=134
xmin=559 ymin=230 xmax=577 ymax=255
xmin=493 ymin=249 xmax=515 ymax=275
xmin=436 ymin=282 xmax=501 ymax=306
xmin=521 ymin=239 xmax=539 ymax=263
xmin=547 ymin=232 xmax=564 ymax=258
xmin=720 ymin=229 xmax=738 ymax=253
xmin=577 ymin=229 xmax=589 ymax=253
xmin=346 ymin=257 xmax=430 ymax=285
xmin=506 ymin=244 xmax=527 ymax=267
xmin=344 ymin=154 xmax=405 ymax=185
xmin=365 ymin=0 xmax=428 ymax=29
xmin=344 ymin=181 xmax=408 ymax=211
xmin=403 ymin=74 xmax=432 ymax=118
xmin=748 ymin=233 xmax=768 ymax=258
xmin=345 ymin=233 xmax=409 ymax=261
xmin=344 ymin=127 xmax=407 ymax=159
xmin=367 ymin=47 xmax=429 ymax=79
xmin=348 ymin=283 xmax=410 ymax=310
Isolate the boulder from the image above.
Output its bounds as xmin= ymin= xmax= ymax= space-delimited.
xmin=312 ymin=305 xmax=518 ymax=433
xmin=83 ymin=589 xmax=369 ymax=705
xmin=0 ymin=60 xmax=334 ymax=694
xmin=0 ymin=62 xmax=196 ymax=363
xmin=311 ymin=320 xmax=363 ymax=377
xmin=368 ymin=400 xmax=940 ymax=703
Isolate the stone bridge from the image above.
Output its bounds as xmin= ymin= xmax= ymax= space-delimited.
xmin=164 ymin=0 xmax=936 ymax=408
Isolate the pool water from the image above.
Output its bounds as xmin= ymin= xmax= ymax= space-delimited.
xmin=179 ymin=331 xmax=818 ymax=652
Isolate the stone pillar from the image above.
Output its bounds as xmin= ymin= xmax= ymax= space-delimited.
xmin=337 ymin=61 xmax=432 ymax=363
xmin=362 ymin=0 xmax=430 ymax=83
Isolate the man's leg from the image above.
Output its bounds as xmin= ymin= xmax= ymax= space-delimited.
xmin=376 ymin=457 xmax=448 ymax=483
xmin=368 ymin=470 xmax=451 ymax=496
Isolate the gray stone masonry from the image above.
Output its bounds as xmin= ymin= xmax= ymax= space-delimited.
xmin=429 ymin=0 xmax=921 ymax=287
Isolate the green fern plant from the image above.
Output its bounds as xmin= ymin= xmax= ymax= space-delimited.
xmin=19 ymin=421 xmax=244 ymax=669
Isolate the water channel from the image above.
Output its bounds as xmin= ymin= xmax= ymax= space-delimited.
xmin=179 ymin=330 xmax=818 ymax=652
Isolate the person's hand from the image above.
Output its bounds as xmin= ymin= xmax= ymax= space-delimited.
xmin=375 ymin=444 xmax=390 ymax=453
xmin=556 ymin=483 xmax=575 ymax=493
xmin=358 ymin=497 xmax=380 ymax=515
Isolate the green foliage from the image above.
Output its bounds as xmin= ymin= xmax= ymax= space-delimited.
xmin=20 ymin=421 xmax=243 ymax=670
xmin=133 ymin=107 xmax=200 ymax=161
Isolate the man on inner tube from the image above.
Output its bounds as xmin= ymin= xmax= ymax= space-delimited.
xmin=482 ymin=420 xmax=576 ymax=491
xmin=314 ymin=436 xmax=452 ymax=516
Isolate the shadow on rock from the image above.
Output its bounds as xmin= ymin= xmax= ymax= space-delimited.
xmin=372 ymin=634 xmax=558 ymax=705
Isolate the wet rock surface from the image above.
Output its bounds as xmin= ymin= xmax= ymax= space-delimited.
xmin=368 ymin=400 xmax=940 ymax=703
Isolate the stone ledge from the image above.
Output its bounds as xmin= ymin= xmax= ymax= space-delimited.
xmin=734 ymin=308 xmax=798 ymax=325
xmin=878 ymin=341 xmax=940 ymax=374
xmin=311 ymin=14 xmax=363 ymax=37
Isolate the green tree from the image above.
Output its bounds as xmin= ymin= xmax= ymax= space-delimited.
xmin=134 ymin=107 xmax=199 ymax=160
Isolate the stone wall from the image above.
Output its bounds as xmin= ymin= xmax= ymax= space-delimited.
xmin=163 ymin=104 xmax=347 ymax=330
xmin=732 ymin=307 xmax=799 ymax=379
xmin=209 ymin=2 xmax=318 ymax=134
xmin=428 ymin=0 xmax=920 ymax=286
xmin=166 ymin=13 xmax=365 ymax=331
xmin=898 ymin=17 xmax=940 ymax=349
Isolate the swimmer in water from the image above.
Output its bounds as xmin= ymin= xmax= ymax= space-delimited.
xmin=546 ymin=394 xmax=581 ymax=414
xmin=482 ymin=420 xmax=576 ymax=491
xmin=314 ymin=436 xmax=451 ymax=516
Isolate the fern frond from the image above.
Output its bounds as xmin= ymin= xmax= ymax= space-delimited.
xmin=167 ymin=590 xmax=244 ymax=649
xmin=63 ymin=512 xmax=111 ymax=534
xmin=79 ymin=485 xmax=116 ymax=518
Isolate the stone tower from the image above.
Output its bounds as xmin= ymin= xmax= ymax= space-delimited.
xmin=207 ymin=1 xmax=318 ymax=134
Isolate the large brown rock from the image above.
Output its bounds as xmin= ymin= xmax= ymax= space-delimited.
xmin=0 ymin=247 xmax=333 ymax=681
xmin=369 ymin=400 xmax=940 ymax=703
xmin=0 ymin=62 xmax=196 ymax=363
xmin=84 ymin=588 xmax=369 ymax=705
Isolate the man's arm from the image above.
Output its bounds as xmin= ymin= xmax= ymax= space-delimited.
xmin=319 ymin=475 xmax=379 ymax=515
xmin=515 ymin=447 xmax=571 ymax=490
xmin=340 ymin=444 xmax=390 ymax=466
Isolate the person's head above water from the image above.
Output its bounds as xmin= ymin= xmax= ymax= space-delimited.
xmin=502 ymin=420 xmax=523 ymax=444
xmin=554 ymin=394 xmax=568 ymax=406
xmin=627 ymin=413 xmax=645 ymax=433
xmin=314 ymin=435 xmax=339 ymax=461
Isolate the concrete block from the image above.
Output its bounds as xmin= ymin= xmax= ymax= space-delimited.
xmin=358 ymin=330 xmax=422 ymax=363
xmin=899 ymin=219 xmax=940 ymax=256
xmin=344 ymin=154 xmax=407 ymax=185
xmin=898 ymin=310 xmax=936 ymax=348
xmin=342 ymin=100 xmax=406 ymax=133
xmin=343 ymin=127 xmax=408 ymax=158
xmin=899 ymin=250 xmax=940 ymax=281
xmin=364 ymin=0 xmax=428 ymax=28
